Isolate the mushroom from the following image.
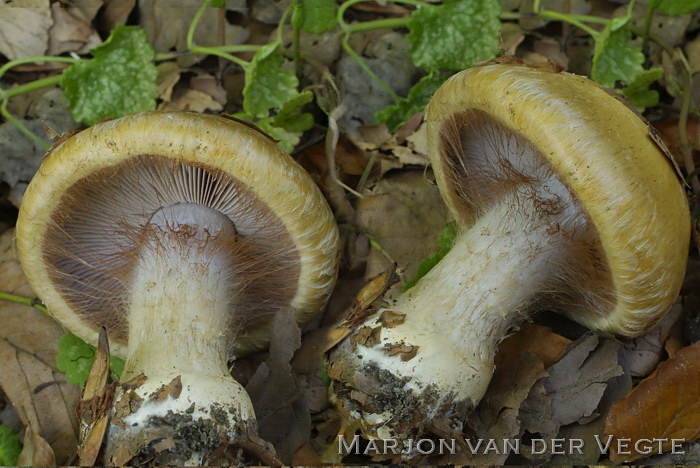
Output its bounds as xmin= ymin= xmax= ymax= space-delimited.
xmin=16 ymin=111 xmax=340 ymax=464
xmin=327 ymin=63 xmax=690 ymax=446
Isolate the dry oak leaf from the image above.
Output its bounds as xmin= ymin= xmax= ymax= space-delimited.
xmin=0 ymin=229 xmax=81 ymax=464
xmin=0 ymin=0 xmax=52 ymax=60
xmin=604 ymin=340 xmax=700 ymax=463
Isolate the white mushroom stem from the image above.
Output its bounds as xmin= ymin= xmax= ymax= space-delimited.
xmin=104 ymin=203 xmax=256 ymax=464
xmin=330 ymin=178 xmax=587 ymax=439
xmin=126 ymin=203 xmax=236 ymax=380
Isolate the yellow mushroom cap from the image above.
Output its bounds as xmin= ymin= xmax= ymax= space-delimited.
xmin=16 ymin=111 xmax=340 ymax=357
xmin=426 ymin=64 xmax=690 ymax=337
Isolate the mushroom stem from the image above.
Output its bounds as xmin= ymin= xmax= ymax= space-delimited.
xmin=124 ymin=203 xmax=235 ymax=380
xmin=104 ymin=203 xmax=257 ymax=465
xmin=330 ymin=171 xmax=587 ymax=441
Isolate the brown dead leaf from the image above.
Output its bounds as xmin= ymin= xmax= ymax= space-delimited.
xmin=139 ymin=0 xmax=248 ymax=67
xmin=495 ymin=323 xmax=571 ymax=370
xmin=350 ymin=325 xmax=381 ymax=349
xmin=626 ymin=302 xmax=684 ymax=377
xmin=159 ymin=88 xmax=224 ymax=113
xmin=78 ymin=416 xmax=108 ymax=466
xmin=355 ymin=170 xmax=449 ymax=286
xmin=292 ymin=441 xmax=321 ymax=465
xmin=191 ymin=73 xmax=228 ymax=106
xmin=48 ymin=2 xmax=102 ymax=56
xmin=149 ymin=375 xmax=183 ymax=402
xmin=446 ymin=351 xmax=548 ymax=464
xmin=653 ymin=118 xmax=700 ymax=167
xmin=604 ymin=341 xmax=700 ymax=463
xmin=546 ymin=369 xmax=633 ymax=465
xmin=245 ymin=307 xmax=303 ymax=463
xmin=382 ymin=343 xmax=418 ymax=361
xmin=543 ymin=334 xmax=623 ymax=426
xmin=77 ymin=328 xmax=114 ymax=466
xmin=17 ymin=426 xmax=56 ymax=466
xmin=0 ymin=0 xmax=52 ymax=60
xmin=0 ymin=230 xmax=81 ymax=464
xmin=99 ymin=0 xmax=136 ymax=32
xmin=378 ymin=309 xmax=405 ymax=328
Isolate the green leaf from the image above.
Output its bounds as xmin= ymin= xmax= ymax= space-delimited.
xmin=655 ymin=0 xmax=700 ymax=15
xmin=407 ymin=0 xmax=501 ymax=71
xmin=243 ymin=42 xmax=300 ymax=119
xmin=403 ymin=222 xmax=458 ymax=291
xmin=271 ymin=90 xmax=314 ymax=132
xmin=622 ymin=67 xmax=664 ymax=109
xmin=61 ymin=24 xmax=158 ymax=125
xmin=591 ymin=16 xmax=645 ymax=88
xmin=252 ymin=117 xmax=304 ymax=153
xmin=109 ymin=355 xmax=125 ymax=382
xmin=56 ymin=333 xmax=94 ymax=387
xmin=0 ymin=426 xmax=22 ymax=466
xmin=375 ymin=72 xmax=445 ymax=133
xmin=292 ymin=0 xmax=338 ymax=34
xmin=240 ymin=49 xmax=314 ymax=152
xmin=56 ymin=333 xmax=124 ymax=388
xmin=211 ymin=0 xmax=226 ymax=6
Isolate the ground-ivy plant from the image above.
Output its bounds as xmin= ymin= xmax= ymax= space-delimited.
xmin=0 ymin=425 xmax=21 ymax=466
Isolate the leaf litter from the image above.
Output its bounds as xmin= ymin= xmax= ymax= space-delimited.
xmin=0 ymin=0 xmax=699 ymax=465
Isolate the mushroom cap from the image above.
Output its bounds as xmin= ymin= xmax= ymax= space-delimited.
xmin=16 ymin=111 xmax=340 ymax=357
xmin=426 ymin=64 xmax=690 ymax=337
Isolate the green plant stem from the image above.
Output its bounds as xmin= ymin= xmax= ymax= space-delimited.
xmin=356 ymin=152 xmax=377 ymax=192
xmin=155 ymin=45 xmax=261 ymax=62
xmin=1 ymin=74 xmax=62 ymax=149
xmin=0 ymin=291 xmax=49 ymax=315
xmin=0 ymin=56 xmax=78 ymax=82
xmin=192 ymin=46 xmax=250 ymax=68
xmin=345 ymin=17 xmax=410 ymax=34
xmin=341 ymin=35 xmax=400 ymax=102
xmin=642 ymin=5 xmax=655 ymax=50
xmin=337 ymin=0 xmax=429 ymax=32
xmin=1 ymin=100 xmax=50 ymax=148
xmin=187 ymin=0 xmax=211 ymax=50
xmin=292 ymin=0 xmax=302 ymax=74
xmin=677 ymin=53 xmax=699 ymax=194
xmin=3 ymin=74 xmax=62 ymax=100
xmin=278 ymin=1 xmax=294 ymax=47
xmin=538 ymin=10 xmax=601 ymax=37
xmin=500 ymin=12 xmax=520 ymax=20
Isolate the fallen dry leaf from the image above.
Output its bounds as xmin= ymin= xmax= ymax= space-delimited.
xmin=495 ymin=323 xmax=571 ymax=370
xmin=78 ymin=328 xmax=114 ymax=466
xmin=626 ymin=302 xmax=684 ymax=377
xmin=17 ymin=426 xmax=56 ymax=466
xmin=99 ymin=0 xmax=136 ymax=32
xmin=439 ymin=325 xmax=571 ymax=463
xmin=48 ymin=2 xmax=102 ymax=56
xmin=604 ymin=340 xmax=700 ymax=463
xmin=0 ymin=230 xmax=81 ymax=464
xmin=447 ymin=351 xmax=548 ymax=465
xmin=543 ymin=334 xmax=623 ymax=426
xmin=0 ymin=0 xmax=52 ymax=60
xmin=246 ymin=307 xmax=306 ymax=463
xmin=159 ymin=88 xmax=224 ymax=113
xmin=139 ymin=0 xmax=248 ymax=67
xmin=355 ymin=170 xmax=449 ymax=285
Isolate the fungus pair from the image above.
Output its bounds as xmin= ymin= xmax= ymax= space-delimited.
xmin=16 ymin=112 xmax=340 ymax=464
xmin=17 ymin=64 xmax=690 ymax=463
xmin=328 ymin=64 xmax=690 ymax=445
